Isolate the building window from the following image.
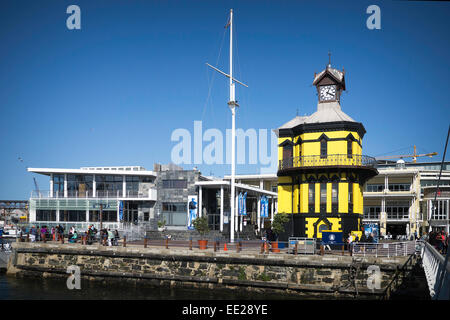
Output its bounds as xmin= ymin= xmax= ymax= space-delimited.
xmin=348 ymin=183 xmax=353 ymax=212
xmin=162 ymin=202 xmax=187 ymax=226
xmin=320 ymin=183 xmax=327 ymax=205
xmin=282 ymin=144 xmax=293 ymax=168
xmin=432 ymin=200 xmax=449 ymax=220
xmin=53 ymin=174 xmax=64 ymax=196
xmin=388 ymin=183 xmax=411 ymax=192
xmin=332 ymin=182 xmax=338 ymax=208
xmin=59 ymin=210 xmax=86 ymax=222
xmin=36 ymin=210 xmax=56 ymax=221
xmin=308 ymin=183 xmax=315 ymax=212
xmin=386 ymin=201 xmax=410 ymax=220
xmin=366 ymin=184 xmax=384 ymax=192
xmin=364 ymin=207 xmax=381 ymax=219
xmin=89 ymin=210 xmax=117 ymax=222
xmin=320 ymin=139 xmax=327 ymax=159
xmin=162 ymin=180 xmax=187 ymax=189
xmin=347 ymin=139 xmax=353 ymax=158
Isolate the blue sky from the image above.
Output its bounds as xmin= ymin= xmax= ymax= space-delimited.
xmin=1 ymin=0 xmax=449 ymax=199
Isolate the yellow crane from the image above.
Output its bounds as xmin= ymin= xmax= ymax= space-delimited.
xmin=376 ymin=145 xmax=438 ymax=163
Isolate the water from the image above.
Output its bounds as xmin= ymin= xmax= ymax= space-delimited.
xmin=0 ymin=274 xmax=298 ymax=300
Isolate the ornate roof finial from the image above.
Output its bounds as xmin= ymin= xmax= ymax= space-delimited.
xmin=327 ymin=51 xmax=331 ymax=68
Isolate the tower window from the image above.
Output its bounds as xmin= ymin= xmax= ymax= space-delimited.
xmin=308 ymin=183 xmax=315 ymax=212
xmin=347 ymin=139 xmax=353 ymax=158
xmin=320 ymin=139 xmax=327 ymax=159
xmin=332 ymin=182 xmax=338 ymax=205
xmin=320 ymin=183 xmax=327 ymax=205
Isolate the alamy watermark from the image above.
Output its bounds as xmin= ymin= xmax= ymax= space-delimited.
xmin=66 ymin=265 xmax=81 ymax=290
xmin=170 ymin=121 xmax=278 ymax=173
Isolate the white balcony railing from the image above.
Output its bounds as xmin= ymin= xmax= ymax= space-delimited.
xmin=30 ymin=189 xmax=157 ymax=201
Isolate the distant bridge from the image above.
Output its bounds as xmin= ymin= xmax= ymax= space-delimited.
xmin=0 ymin=200 xmax=28 ymax=210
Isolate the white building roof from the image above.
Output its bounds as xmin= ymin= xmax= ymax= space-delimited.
xmin=27 ymin=167 xmax=157 ymax=177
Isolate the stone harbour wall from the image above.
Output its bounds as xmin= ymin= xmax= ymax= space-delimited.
xmin=7 ymin=242 xmax=410 ymax=298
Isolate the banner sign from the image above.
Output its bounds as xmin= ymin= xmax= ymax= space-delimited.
xmin=260 ymin=196 xmax=269 ymax=218
xmin=239 ymin=192 xmax=247 ymax=216
xmin=363 ymin=223 xmax=380 ymax=243
xmin=321 ymin=231 xmax=343 ymax=245
xmin=187 ymin=195 xmax=198 ymax=230
xmin=119 ymin=201 xmax=123 ymax=221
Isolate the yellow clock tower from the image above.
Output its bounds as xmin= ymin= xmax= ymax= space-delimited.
xmin=276 ymin=61 xmax=378 ymax=239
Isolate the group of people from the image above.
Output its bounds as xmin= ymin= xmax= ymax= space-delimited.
xmin=16 ymin=225 xmax=120 ymax=246
xmin=422 ymin=230 xmax=448 ymax=254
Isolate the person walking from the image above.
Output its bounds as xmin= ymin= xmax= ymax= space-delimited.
xmin=347 ymin=233 xmax=354 ymax=254
xmin=107 ymin=229 xmax=114 ymax=246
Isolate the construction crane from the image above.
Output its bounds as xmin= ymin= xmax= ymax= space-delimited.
xmin=376 ymin=145 xmax=438 ymax=163
xmin=33 ymin=177 xmax=41 ymax=197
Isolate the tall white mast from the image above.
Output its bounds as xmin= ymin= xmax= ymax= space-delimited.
xmin=229 ymin=9 xmax=236 ymax=243
xmin=206 ymin=9 xmax=247 ymax=243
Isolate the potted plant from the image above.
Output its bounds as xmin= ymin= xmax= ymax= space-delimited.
xmin=157 ymin=219 xmax=166 ymax=232
xmin=270 ymin=213 xmax=289 ymax=252
xmin=192 ymin=216 xmax=210 ymax=249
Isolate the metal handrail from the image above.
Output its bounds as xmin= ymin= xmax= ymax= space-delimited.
xmin=278 ymin=154 xmax=377 ymax=170
xmin=419 ymin=240 xmax=450 ymax=299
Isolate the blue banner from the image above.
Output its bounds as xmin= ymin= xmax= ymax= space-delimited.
xmin=119 ymin=201 xmax=123 ymax=221
xmin=239 ymin=192 xmax=247 ymax=216
xmin=261 ymin=196 xmax=268 ymax=218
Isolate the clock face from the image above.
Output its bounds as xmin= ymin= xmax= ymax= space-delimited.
xmin=319 ymin=85 xmax=337 ymax=101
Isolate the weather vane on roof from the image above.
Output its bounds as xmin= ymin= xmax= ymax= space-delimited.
xmin=328 ymin=51 xmax=331 ymax=67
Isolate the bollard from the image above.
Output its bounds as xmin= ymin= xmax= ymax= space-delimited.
xmin=214 ymin=241 xmax=217 ymax=252
xmin=123 ymin=236 xmax=127 ymax=247
xmin=165 ymin=237 xmax=169 ymax=249
xmin=26 ymin=232 xmax=30 ymax=242
xmin=144 ymin=237 xmax=147 ymax=248
xmin=320 ymin=245 xmax=324 ymax=256
xmin=260 ymin=242 xmax=264 ymax=254
xmin=265 ymin=242 xmax=270 ymax=254
xmin=294 ymin=242 xmax=298 ymax=255
xmin=61 ymin=234 xmax=64 ymax=244
xmin=342 ymin=245 xmax=345 ymax=256
xmin=189 ymin=238 xmax=192 ymax=250
xmin=43 ymin=234 xmax=46 ymax=243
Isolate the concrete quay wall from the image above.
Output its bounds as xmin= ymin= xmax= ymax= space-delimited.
xmin=7 ymin=242 xmax=409 ymax=298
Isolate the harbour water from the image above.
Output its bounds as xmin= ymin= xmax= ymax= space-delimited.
xmin=0 ymin=274 xmax=296 ymax=300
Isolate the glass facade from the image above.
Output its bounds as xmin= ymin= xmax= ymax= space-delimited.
xmin=53 ymin=174 xmax=64 ymax=196
xmin=59 ymin=210 xmax=87 ymax=222
xmin=96 ymin=175 xmax=123 ymax=196
xmin=162 ymin=202 xmax=187 ymax=226
xmin=67 ymin=175 xmax=93 ymax=197
xmin=36 ymin=209 xmax=56 ymax=221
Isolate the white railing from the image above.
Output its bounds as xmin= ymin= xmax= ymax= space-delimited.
xmin=418 ymin=241 xmax=450 ymax=300
xmin=352 ymin=241 xmax=416 ymax=258
xmin=31 ymin=189 xmax=157 ymax=200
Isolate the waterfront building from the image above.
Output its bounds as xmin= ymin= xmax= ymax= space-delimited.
xmin=275 ymin=61 xmax=378 ymax=240
xmin=27 ymin=165 xmax=276 ymax=236
xmin=363 ymin=160 xmax=450 ymax=237
xmin=27 ymin=166 xmax=158 ymax=230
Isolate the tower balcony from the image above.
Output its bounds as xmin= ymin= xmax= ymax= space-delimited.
xmin=278 ymin=154 xmax=378 ymax=177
